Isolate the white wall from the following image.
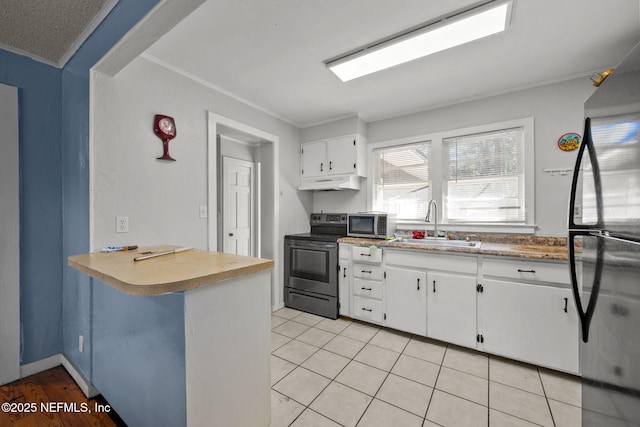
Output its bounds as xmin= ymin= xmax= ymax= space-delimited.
xmin=219 ymin=135 xmax=255 ymax=161
xmin=91 ymin=56 xmax=311 ymax=298
xmin=312 ymin=77 xmax=596 ymax=236
xmin=301 ymin=115 xmax=367 ymax=141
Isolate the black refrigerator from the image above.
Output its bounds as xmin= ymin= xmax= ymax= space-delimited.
xmin=568 ymin=41 xmax=640 ymax=426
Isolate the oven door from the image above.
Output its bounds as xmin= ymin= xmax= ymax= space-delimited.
xmin=284 ymin=239 xmax=338 ymax=297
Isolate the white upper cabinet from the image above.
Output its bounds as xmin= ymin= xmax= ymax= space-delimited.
xmin=300 ymin=140 xmax=326 ymax=178
xmin=299 ymin=134 xmax=366 ymax=190
xmin=325 ymin=135 xmax=360 ymax=176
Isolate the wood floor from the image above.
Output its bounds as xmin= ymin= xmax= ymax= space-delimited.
xmin=0 ymin=366 xmax=125 ymax=427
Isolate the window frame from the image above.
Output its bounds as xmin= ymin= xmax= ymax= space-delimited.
xmin=367 ymin=117 xmax=535 ymax=234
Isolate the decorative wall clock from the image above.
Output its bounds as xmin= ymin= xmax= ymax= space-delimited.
xmin=153 ymin=114 xmax=177 ymax=161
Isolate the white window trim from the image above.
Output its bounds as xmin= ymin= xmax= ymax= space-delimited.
xmin=367 ymin=117 xmax=535 ymax=234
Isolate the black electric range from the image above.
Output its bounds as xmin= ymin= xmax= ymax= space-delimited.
xmin=283 ymin=213 xmax=347 ymax=319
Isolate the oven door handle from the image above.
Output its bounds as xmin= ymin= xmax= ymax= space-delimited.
xmin=286 ymin=240 xmax=337 ymax=249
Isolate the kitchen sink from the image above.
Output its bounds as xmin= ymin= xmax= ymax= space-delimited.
xmin=400 ymin=239 xmax=481 ymax=249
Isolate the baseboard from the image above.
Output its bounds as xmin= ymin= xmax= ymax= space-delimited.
xmin=272 ymin=301 xmax=285 ymax=311
xmin=61 ymin=355 xmax=99 ymax=398
xmin=20 ymin=354 xmax=62 ymax=378
xmin=19 ymin=354 xmax=99 ymax=399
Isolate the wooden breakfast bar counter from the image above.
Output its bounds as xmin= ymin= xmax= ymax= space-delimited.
xmin=68 ymin=246 xmax=274 ymax=427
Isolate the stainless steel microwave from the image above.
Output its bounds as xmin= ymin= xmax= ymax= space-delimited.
xmin=347 ymin=213 xmax=395 ymax=239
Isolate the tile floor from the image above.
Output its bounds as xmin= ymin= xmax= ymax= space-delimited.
xmin=270 ymin=307 xmax=581 ymax=427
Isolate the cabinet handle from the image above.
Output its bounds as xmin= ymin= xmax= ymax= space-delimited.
xmin=361 ymin=287 xmax=372 ymax=291
xmin=361 ymin=270 xmax=372 ymax=274
xmin=517 ymin=269 xmax=536 ymax=273
xmin=433 ymin=280 xmax=436 ymax=293
xmin=329 ymin=161 xmax=333 ymax=170
xmin=361 ymin=307 xmax=372 ymax=312
xmin=564 ymin=297 xmax=568 ymax=313
xmin=343 ymin=267 xmax=347 ymax=278
xmin=320 ymin=163 xmax=324 ymax=172
xmin=361 ymin=253 xmax=371 ymax=257
xmin=417 ymin=278 xmax=420 ymax=290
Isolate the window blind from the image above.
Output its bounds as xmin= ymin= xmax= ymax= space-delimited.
xmin=372 ymin=141 xmax=431 ymax=220
xmin=444 ymin=127 xmax=525 ymax=222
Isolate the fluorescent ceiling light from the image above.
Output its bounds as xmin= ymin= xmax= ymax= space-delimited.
xmin=327 ymin=0 xmax=512 ymax=82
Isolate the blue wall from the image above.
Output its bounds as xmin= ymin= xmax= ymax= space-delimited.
xmin=92 ymin=280 xmax=186 ymax=427
xmin=60 ymin=0 xmax=161 ymax=379
xmin=0 ymin=0 xmax=160 ymax=366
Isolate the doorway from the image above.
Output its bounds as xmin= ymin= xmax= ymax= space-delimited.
xmin=0 ymin=83 xmax=20 ymax=386
xmin=207 ymin=112 xmax=281 ymax=309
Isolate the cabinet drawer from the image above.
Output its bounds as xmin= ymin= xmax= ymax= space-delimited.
xmin=352 ymin=246 xmax=383 ymax=263
xmin=386 ymin=249 xmax=477 ymax=274
xmin=352 ymin=296 xmax=383 ymax=323
xmin=353 ymin=278 xmax=383 ymax=299
xmin=353 ymin=263 xmax=383 ymax=280
xmin=483 ymin=258 xmax=569 ymax=284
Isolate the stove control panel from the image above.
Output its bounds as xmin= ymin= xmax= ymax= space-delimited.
xmin=310 ymin=213 xmax=347 ymax=225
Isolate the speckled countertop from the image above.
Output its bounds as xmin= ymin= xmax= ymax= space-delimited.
xmin=338 ymin=233 xmax=570 ymax=261
xmin=68 ymin=245 xmax=274 ymax=296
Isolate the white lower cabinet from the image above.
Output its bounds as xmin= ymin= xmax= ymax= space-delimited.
xmin=384 ymin=267 xmax=427 ymax=335
xmin=338 ymin=260 xmax=350 ymax=316
xmin=338 ymin=244 xmax=352 ymax=316
xmin=340 ymin=245 xmax=578 ymax=374
xmin=478 ymin=279 xmax=579 ymax=373
xmin=426 ymin=272 xmax=477 ymax=349
xmin=350 ymin=245 xmax=383 ymax=324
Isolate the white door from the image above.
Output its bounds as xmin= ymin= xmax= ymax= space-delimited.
xmin=384 ymin=267 xmax=427 ymax=335
xmin=0 ymin=83 xmax=20 ymax=385
xmin=222 ymin=157 xmax=255 ymax=256
xmin=427 ymin=272 xmax=477 ymax=349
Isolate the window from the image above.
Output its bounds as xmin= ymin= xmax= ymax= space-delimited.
xmin=368 ymin=118 xmax=534 ymax=230
xmin=444 ymin=127 xmax=525 ymax=222
xmin=372 ymin=141 xmax=431 ymax=220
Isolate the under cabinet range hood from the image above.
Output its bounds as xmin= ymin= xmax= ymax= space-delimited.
xmin=298 ymin=175 xmax=361 ymax=191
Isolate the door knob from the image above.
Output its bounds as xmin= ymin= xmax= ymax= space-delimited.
xmin=229 ymin=233 xmax=234 ymax=236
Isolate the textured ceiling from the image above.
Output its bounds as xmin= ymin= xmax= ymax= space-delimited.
xmin=0 ymin=0 xmax=116 ymax=67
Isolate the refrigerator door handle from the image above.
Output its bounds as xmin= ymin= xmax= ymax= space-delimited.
xmin=569 ymin=230 xmax=605 ymax=343
xmin=568 ymin=117 xmax=605 ymax=230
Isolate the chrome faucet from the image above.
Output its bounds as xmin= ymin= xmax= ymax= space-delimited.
xmin=426 ymin=199 xmax=438 ymax=238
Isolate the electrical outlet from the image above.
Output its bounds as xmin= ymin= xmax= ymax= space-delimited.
xmin=116 ymin=216 xmax=129 ymax=233
xmin=573 ymin=204 xmax=582 ymax=217
xmin=79 ymin=335 xmax=84 ymax=353
xmin=199 ymin=205 xmax=208 ymax=218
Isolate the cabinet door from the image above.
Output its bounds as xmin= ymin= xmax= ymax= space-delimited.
xmin=338 ymin=262 xmax=350 ymax=316
xmin=326 ymin=136 xmax=356 ymax=176
xmin=301 ymin=141 xmax=326 ymax=178
xmin=384 ymin=267 xmax=427 ymax=336
xmin=480 ymin=279 xmax=578 ymax=373
xmin=427 ymin=272 xmax=477 ymax=349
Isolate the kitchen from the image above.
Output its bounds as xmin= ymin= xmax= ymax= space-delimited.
xmin=1 ymin=0 xmax=639 ymax=426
